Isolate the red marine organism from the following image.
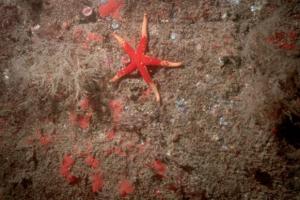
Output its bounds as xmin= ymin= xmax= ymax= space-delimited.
xmin=98 ymin=0 xmax=124 ymax=20
xmin=60 ymin=154 xmax=78 ymax=184
xmin=118 ymin=179 xmax=134 ymax=197
xmin=110 ymin=14 xmax=182 ymax=102
xmin=91 ymin=173 xmax=104 ymax=193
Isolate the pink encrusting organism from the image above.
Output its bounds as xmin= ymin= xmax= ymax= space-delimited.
xmin=82 ymin=6 xmax=93 ymax=17
xmin=85 ymin=154 xmax=100 ymax=169
xmin=118 ymin=179 xmax=134 ymax=197
xmin=266 ymin=31 xmax=298 ymax=50
xmin=60 ymin=154 xmax=78 ymax=184
xmin=86 ymin=32 xmax=103 ymax=43
xmin=109 ymin=99 xmax=123 ymax=123
xmin=35 ymin=129 xmax=53 ymax=147
xmin=79 ymin=96 xmax=90 ymax=111
xmin=150 ymin=159 xmax=167 ymax=177
xmin=69 ymin=111 xmax=93 ymax=129
xmin=98 ymin=0 xmax=124 ymax=20
xmin=106 ymin=129 xmax=116 ymax=141
xmin=91 ymin=173 xmax=104 ymax=193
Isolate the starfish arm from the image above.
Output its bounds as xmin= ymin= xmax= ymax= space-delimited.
xmin=112 ymin=32 xmax=135 ymax=58
xmin=142 ymin=13 xmax=148 ymax=38
xmin=137 ymin=13 xmax=148 ymax=53
xmin=137 ymin=64 xmax=160 ymax=102
xmin=137 ymin=37 xmax=148 ymax=55
xmin=143 ymin=55 xmax=182 ymax=67
xmin=110 ymin=62 xmax=137 ymax=82
xmin=149 ymin=82 xmax=160 ymax=103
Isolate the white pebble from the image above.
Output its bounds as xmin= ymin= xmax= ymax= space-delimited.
xmin=111 ymin=20 xmax=120 ymax=30
xmin=31 ymin=24 xmax=40 ymax=32
xmin=170 ymin=32 xmax=177 ymax=40
xmin=219 ymin=116 xmax=229 ymax=126
xmin=250 ymin=4 xmax=263 ymax=13
xmin=228 ymin=0 xmax=240 ymax=5
xmin=218 ymin=57 xmax=224 ymax=66
xmin=99 ymin=0 xmax=107 ymax=4
xmin=221 ymin=13 xmax=228 ymax=20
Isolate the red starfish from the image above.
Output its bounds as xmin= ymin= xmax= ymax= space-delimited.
xmin=110 ymin=13 xmax=182 ymax=102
